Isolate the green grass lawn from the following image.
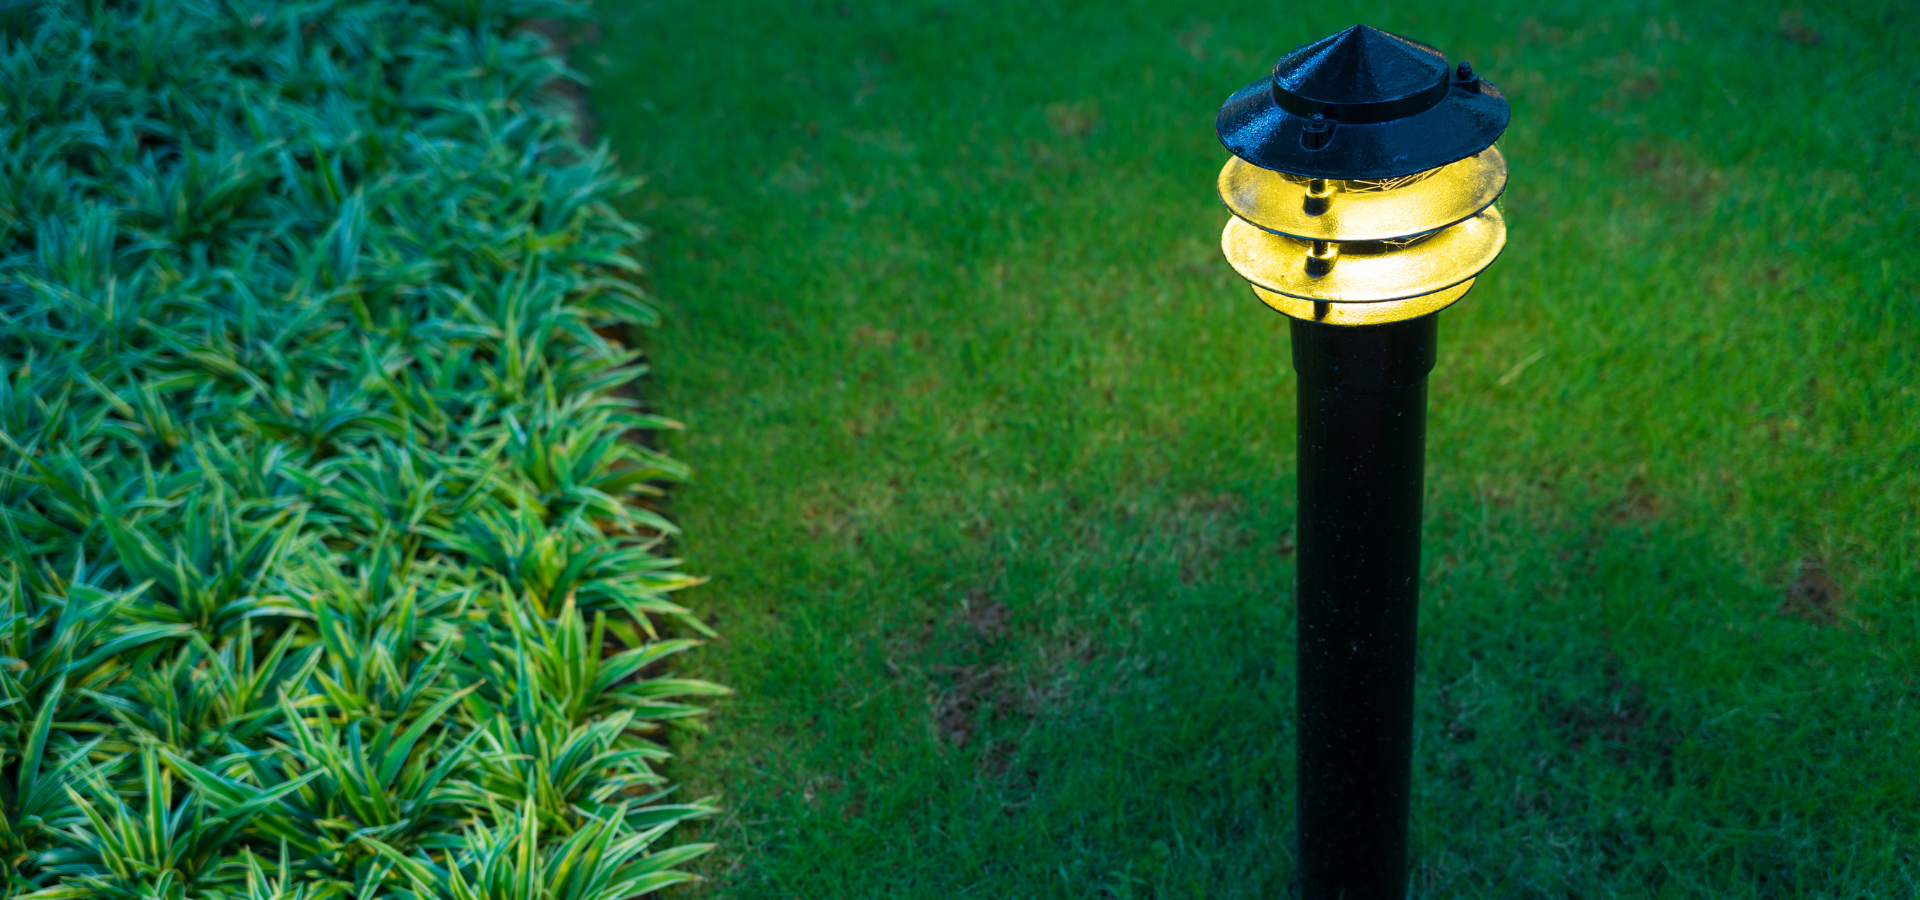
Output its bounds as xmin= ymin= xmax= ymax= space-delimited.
xmin=583 ymin=0 xmax=1919 ymax=895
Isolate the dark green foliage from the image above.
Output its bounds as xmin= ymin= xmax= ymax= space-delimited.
xmin=0 ymin=0 xmax=716 ymax=896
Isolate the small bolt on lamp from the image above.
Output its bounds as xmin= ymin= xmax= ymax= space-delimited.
xmin=1213 ymin=25 xmax=1511 ymax=900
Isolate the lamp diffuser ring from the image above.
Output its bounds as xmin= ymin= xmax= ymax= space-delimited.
xmin=1220 ymin=205 xmax=1507 ymax=304
xmin=1218 ymin=147 xmax=1507 ymax=243
xmin=1251 ymin=278 xmax=1475 ymax=326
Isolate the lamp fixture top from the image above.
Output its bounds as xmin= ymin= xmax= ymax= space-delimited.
xmin=1216 ymin=24 xmax=1510 ymax=181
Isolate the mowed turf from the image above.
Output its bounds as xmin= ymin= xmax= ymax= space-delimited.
xmin=584 ymin=1 xmax=1919 ymax=896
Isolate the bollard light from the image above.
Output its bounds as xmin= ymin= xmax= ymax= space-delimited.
xmin=1212 ymin=24 xmax=1510 ymax=900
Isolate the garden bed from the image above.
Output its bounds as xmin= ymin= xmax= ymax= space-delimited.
xmin=0 ymin=0 xmax=716 ymax=895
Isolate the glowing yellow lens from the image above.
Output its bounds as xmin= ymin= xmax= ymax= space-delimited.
xmin=1221 ymin=205 xmax=1506 ymax=303
xmin=1250 ymin=279 xmax=1475 ymax=326
xmin=1218 ymin=147 xmax=1507 ymax=243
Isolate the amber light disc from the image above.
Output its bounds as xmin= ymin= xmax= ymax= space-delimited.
xmin=1218 ymin=146 xmax=1507 ymax=243
xmin=1251 ymin=278 xmax=1473 ymax=326
xmin=1221 ymin=205 xmax=1506 ymax=303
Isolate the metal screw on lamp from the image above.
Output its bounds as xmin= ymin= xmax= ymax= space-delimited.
xmin=1213 ymin=25 xmax=1511 ymax=900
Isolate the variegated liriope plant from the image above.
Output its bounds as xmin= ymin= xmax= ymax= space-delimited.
xmin=0 ymin=0 xmax=725 ymax=896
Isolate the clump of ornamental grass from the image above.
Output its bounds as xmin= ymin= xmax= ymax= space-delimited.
xmin=0 ymin=0 xmax=722 ymax=896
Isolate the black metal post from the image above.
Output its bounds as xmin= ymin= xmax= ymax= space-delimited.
xmin=1291 ymin=312 xmax=1437 ymax=900
xmin=1211 ymin=24 xmax=1509 ymax=893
